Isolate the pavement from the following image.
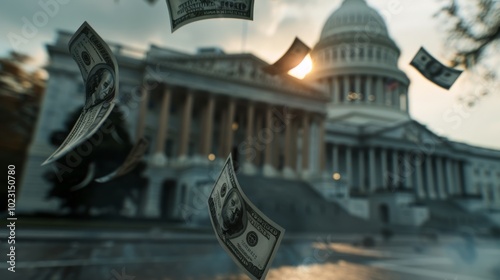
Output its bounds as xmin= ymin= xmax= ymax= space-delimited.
xmin=0 ymin=228 xmax=499 ymax=280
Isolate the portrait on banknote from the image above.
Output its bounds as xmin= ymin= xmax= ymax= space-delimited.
xmin=86 ymin=65 xmax=115 ymax=107
xmin=219 ymin=185 xmax=247 ymax=239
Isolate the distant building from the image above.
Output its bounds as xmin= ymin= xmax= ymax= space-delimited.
xmin=19 ymin=0 xmax=500 ymax=229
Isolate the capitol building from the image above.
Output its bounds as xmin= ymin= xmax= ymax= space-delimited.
xmin=19 ymin=0 xmax=500 ymax=230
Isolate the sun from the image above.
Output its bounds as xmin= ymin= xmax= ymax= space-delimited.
xmin=288 ymin=54 xmax=313 ymax=79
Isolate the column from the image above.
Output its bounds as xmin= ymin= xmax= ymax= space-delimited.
xmin=426 ymin=156 xmax=437 ymax=199
xmin=254 ymin=111 xmax=263 ymax=166
xmin=177 ymin=91 xmax=194 ymax=162
xmin=377 ymin=77 xmax=384 ymax=105
xmin=358 ymin=149 xmax=365 ymax=191
xmin=346 ymin=146 xmax=353 ymax=187
xmin=283 ymin=109 xmax=295 ymax=178
xmin=366 ymin=76 xmax=373 ymax=102
xmin=291 ymin=119 xmax=299 ymax=171
xmin=343 ymin=76 xmax=349 ymax=102
xmin=405 ymin=152 xmax=414 ymax=190
xmin=405 ymin=87 xmax=410 ymax=113
xmin=135 ymin=87 xmax=149 ymax=140
xmin=446 ymin=158 xmax=455 ymax=196
xmin=263 ymin=106 xmax=277 ymax=176
xmin=301 ymin=113 xmax=310 ymax=177
xmin=355 ymin=75 xmax=361 ymax=103
xmin=242 ymin=102 xmax=257 ymax=174
xmin=369 ymin=147 xmax=377 ymax=191
xmin=272 ymin=125 xmax=281 ymax=170
xmin=223 ymin=99 xmax=236 ymax=157
xmin=392 ymin=150 xmax=399 ymax=188
xmin=381 ymin=149 xmax=388 ymax=188
xmin=454 ymin=160 xmax=462 ymax=195
xmin=318 ymin=117 xmax=326 ymax=174
xmin=416 ymin=157 xmax=425 ymax=198
xmin=436 ymin=157 xmax=447 ymax=199
xmin=333 ymin=77 xmax=340 ymax=103
xmin=200 ymin=95 xmax=215 ymax=157
xmin=217 ymin=109 xmax=227 ymax=159
xmin=152 ymin=86 xmax=172 ymax=166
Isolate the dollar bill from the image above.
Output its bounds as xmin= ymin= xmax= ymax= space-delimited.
xmin=208 ymin=154 xmax=284 ymax=280
xmin=410 ymin=47 xmax=462 ymax=90
xmin=70 ymin=162 xmax=96 ymax=191
xmin=42 ymin=22 xmax=119 ymax=165
xmin=263 ymin=37 xmax=311 ymax=75
xmin=165 ymin=0 xmax=254 ymax=32
xmin=95 ymin=137 xmax=149 ymax=183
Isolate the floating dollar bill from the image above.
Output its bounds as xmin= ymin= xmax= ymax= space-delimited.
xmin=95 ymin=137 xmax=149 ymax=183
xmin=70 ymin=162 xmax=96 ymax=191
xmin=42 ymin=22 xmax=119 ymax=166
xmin=262 ymin=37 xmax=311 ymax=75
xmin=208 ymin=154 xmax=284 ymax=280
xmin=165 ymin=0 xmax=254 ymax=32
xmin=410 ymin=47 xmax=462 ymax=90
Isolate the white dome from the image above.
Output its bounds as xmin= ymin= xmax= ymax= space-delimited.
xmin=320 ymin=0 xmax=389 ymax=40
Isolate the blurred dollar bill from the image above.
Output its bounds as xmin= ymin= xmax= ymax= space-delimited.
xmin=165 ymin=0 xmax=254 ymax=32
xmin=42 ymin=22 xmax=119 ymax=165
xmin=263 ymin=37 xmax=311 ymax=75
xmin=410 ymin=47 xmax=462 ymax=90
xmin=95 ymin=137 xmax=149 ymax=183
xmin=70 ymin=162 xmax=96 ymax=191
xmin=208 ymin=154 xmax=284 ymax=280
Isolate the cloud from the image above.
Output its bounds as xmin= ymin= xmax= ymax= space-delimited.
xmin=0 ymin=0 xmax=498 ymax=150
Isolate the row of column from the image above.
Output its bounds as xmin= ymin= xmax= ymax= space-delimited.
xmin=330 ymin=144 xmax=464 ymax=199
xmin=136 ymin=84 xmax=327 ymax=177
xmin=317 ymin=45 xmax=397 ymax=65
xmin=326 ymin=75 xmax=405 ymax=110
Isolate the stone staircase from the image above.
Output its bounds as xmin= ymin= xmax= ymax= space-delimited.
xmin=236 ymin=174 xmax=379 ymax=233
xmin=422 ymin=199 xmax=492 ymax=231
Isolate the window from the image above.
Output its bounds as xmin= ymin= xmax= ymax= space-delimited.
xmin=359 ymin=47 xmax=365 ymax=59
xmin=376 ymin=48 xmax=381 ymax=60
xmin=350 ymin=47 xmax=356 ymax=60
xmin=340 ymin=48 xmax=346 ymax=60
xmin=367 ymin=47 xmax=373 ymax=58
xmin=332 ymin=48 xmax=338 ymax=60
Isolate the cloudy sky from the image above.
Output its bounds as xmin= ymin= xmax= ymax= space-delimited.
xmin=1 ymin=0 xmax=499 ymax=150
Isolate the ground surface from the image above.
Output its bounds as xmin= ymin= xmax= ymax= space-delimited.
xmin=0 ymin=229 xmax=499 ymax=280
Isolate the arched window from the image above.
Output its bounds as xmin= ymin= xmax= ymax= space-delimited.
xmin=350 ymin=46 xmax=356 ymax=60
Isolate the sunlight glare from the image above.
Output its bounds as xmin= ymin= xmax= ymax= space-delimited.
xmin=288 ymin=54 xmax=313 ymax=79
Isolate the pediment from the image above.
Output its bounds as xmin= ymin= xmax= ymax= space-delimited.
xmin=372 ymin=121 xmax=449 ymax=147
xmin=158 ymin=54 xmax=327 ymax=100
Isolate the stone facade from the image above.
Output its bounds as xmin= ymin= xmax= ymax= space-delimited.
xmin=18 ymin=0 xmax=500 ymax=228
